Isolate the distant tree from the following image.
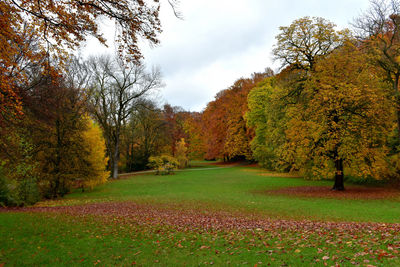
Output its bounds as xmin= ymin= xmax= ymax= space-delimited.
xmin=201 ymin=71 xmax=272 ymax=161
xmin=87 ymin=55 xmax=162 ymax=179
xmin=183 ymin=112 xmax=206 ymax=160
xmin=123 ymin=100 xmax=168 ymax=171
xmin=175 ymin=138 xmax=188 ymax=169
xmin=162 ymin=104 xmax=189 ymax=156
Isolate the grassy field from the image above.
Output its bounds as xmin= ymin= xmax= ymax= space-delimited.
xmin=1 ymin=162 xmax=400 ymax=266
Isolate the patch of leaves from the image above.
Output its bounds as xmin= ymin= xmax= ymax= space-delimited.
xmin=263 ymin=186 xmax=400 ymax=200
xmin=3 ymin=202 xmax=400 ymax=266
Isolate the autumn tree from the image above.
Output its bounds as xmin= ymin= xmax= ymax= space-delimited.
xmin=80 ymin=117 xmax=109 ymax=191
xmin=162 ymin=104 xmax=189 ymax=156
xmin=201 ymin=71 xmax=272 ymax=161
xmin=283 ymin=42 xmax=392 ymax=190
xmin=1 ymin=0 xmax=173 ymax=128
xmin=175 ymin=138 xmax=188 ymax=169
xmin=122 ymin=100 xmax=169 ymax=171
xmin=273 ymin=16 xmax=345 ymax=72
xmin=183 ymin=112 xmax=206 ymax=160
xmin=354 ymin=0 xmax=400 ymax=143
xmin=87 ymin=55 xmax=162 ymax=179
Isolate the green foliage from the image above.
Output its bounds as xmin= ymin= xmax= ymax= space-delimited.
xmin=246 ymin=77 xmax=288 ymax=170
xmin=148 ymin=155 xmax=179 ymax=175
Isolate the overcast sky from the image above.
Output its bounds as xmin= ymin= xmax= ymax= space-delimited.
xmin=82 ymin=0 xmax=371 ymax=112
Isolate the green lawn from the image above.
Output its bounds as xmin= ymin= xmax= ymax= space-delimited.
xmin=57 ymin=165 xmax=400 ymax=223
xmin=1 ymin=164 xmax=400 ymax=266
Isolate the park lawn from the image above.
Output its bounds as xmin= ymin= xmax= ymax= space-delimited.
xmin=1 ymin=164 xmax=400 ymax=266
xmin=42 ymin=165 xmax=400 ymax=223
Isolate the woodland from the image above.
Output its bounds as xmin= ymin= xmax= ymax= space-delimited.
xmin=1 ymin=0 xmax=400 ymax=266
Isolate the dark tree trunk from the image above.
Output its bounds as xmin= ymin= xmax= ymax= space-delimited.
xmin=393 ymin=74 xmax=400 ymax=144
xmin=332 ymin=158 xmax=345 ymax=191
xmin=397 ymin=107 xmax=400 ymax=143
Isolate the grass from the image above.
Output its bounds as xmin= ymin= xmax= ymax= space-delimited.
xmin=55 ymin=165 xmax=400 ymax=223
xmin=1 ymin=163 xmax=400 ymax=266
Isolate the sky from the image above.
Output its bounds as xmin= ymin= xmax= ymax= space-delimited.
xmin=81 ymin=0 xmax=371 ymax=112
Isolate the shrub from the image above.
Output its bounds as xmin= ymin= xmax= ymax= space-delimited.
xmin=148 ymin=155 xmax=179 ymax=175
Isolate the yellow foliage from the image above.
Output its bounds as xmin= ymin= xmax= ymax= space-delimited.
xmin=81 ymin=117 xmax=109 ymax=189
xmin=175 ymin=138 xmax=189 ymax=169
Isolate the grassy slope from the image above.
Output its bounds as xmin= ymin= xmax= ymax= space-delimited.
xmin=1 ymin=164 xmax=400 ymax=266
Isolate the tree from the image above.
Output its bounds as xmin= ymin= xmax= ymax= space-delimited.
xmin=354 ymin=0 xmax=400 ymax=143
xmin=5 ymin=0 xmax=165 ymax=62
xmin=1 ymin=0 xmax=171 ymax=127
xmin=273 ymin=16 xmax=345 ymax=72
xmin=175 ymin=138 xmax=188 ymax=169
xmin=123 ymin=100 xmax=168 ymax=171
xmin=283 ymin=42 xmax=392 ymax=190
xmin=201 ymin=71 xmax=272 ymax=161
xmin=162 ymin=104 xmax=189 ymax=156
xmin=80 ymin=117 xmax=109 ymax=190
xmin=88 ymin=55 xmax=162 ymax=179
xmin=183 ymin=112 xmax=206 ymax=160
xmin=246 ymin=77 xmax=289 ymax=170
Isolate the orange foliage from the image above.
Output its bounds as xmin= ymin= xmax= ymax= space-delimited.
xmin=201 ymin=71 xmax=272 ymax=160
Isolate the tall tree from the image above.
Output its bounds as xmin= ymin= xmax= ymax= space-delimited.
xmin=273 ymin=16 xmax=345 ymax=72
xmin=88 ymin=55 xmax=162 ymax=179
xmin=284 ymin=42 xmax=392 ymax=190
xmin=246 ymin=77 xmax=289 ymax=170
xmin=354 ymin=0 xmax=400 ymax=143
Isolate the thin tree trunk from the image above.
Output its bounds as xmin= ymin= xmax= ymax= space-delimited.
xmin=332 ymin=158 xmax=345 ymax=191
xmin=112 ymin=136 xmax=120 ymax=179
xmin=397 ymin=106 xmax=400 ymax=142
xmin=394 ymin=74 xmax=400 ymax=143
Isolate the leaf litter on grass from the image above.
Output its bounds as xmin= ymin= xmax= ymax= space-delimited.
xmin=3 ymin=201 xmax=400 ymax=266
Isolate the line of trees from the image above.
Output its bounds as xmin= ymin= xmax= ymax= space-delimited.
xmin=183 ymin=1 xmax=400 ymax=191
xmin=2 ymin=0 xmax=400 ymax=206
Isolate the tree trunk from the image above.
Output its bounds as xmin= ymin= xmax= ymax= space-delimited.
xmin=332 ymin=158 xmax=345 ymax=191
xmin=112 ymin=140 xmax=119 ymax=179
xmin=397 ymin=107 xmax=400 ymax=143
xmin=394 ymin=74 xmax=400 ymax=143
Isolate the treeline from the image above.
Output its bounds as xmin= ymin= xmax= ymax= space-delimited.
xmin=2 ymin=0 xmax=400 ymax=206
xmin=183 ymin=3 xmax=400 ymax=190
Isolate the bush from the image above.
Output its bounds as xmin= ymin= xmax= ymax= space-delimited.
xmin=148 ymin=155 xmax=179 ymax=175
